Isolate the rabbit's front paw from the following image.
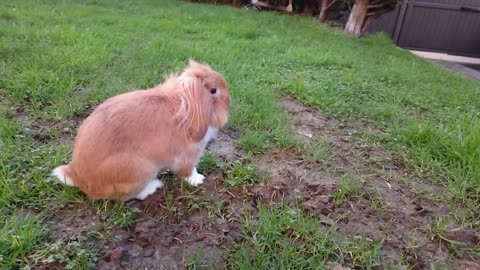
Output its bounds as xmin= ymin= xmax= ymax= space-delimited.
xmin=186 ymin=171 xmax=205 ymax=186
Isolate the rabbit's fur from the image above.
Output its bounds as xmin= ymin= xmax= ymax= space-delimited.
xmin=52 ymin=60 xmax=230 ymax=200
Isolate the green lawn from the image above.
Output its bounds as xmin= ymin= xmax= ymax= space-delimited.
xmin=1 ymin=0 xmax=479 ymax=269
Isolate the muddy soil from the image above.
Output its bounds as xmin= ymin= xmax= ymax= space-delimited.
xmin=273 ymin=96 xmax=479 ymax=269
xmin=39 ymin=97 xmax=479 ymax=270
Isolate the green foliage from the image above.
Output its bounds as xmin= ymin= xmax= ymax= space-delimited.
xmin=227 ymin=203 xmax=383 ymax=269
xmin=0 ymin=212 xmax=48 ymax=268
xmin=0 ymin=0 xmax=479 ymax=268
xmin=399 ymin=121 xmax=480 ymax=200
xmin=302 ymin=139 xmax=335 ymax=166
xmin=427 ymin=216 xmax=480 ymax=258
xmin=223 ymin=161 xmax=260 ymax=187
xmin=237 ymin=129 xmax=269 ymax=154
xmin=197 ymin=151 xmax=219 ymax=174
xmin=333 ymin=175 xmax=363 ymax=203
xmin=32 ymin=236 xmax=100 ymax=270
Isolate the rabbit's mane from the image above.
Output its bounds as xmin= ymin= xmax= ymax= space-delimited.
xmin=156 ymin=71 xmax=210 ymax=142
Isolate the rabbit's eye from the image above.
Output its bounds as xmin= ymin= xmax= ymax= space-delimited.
xmin=210 ymin=88 xmax=217 ymax=94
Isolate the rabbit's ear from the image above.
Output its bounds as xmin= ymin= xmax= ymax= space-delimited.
xmin=188 ymin=58 xmax=210 ymax=69
xmin=188 ymin=58 xmax=200 ymax=68
xmin=175 ymin=74 xmax=212 ymax=142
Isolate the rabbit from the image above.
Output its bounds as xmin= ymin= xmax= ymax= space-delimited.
xmin=51 ymin=59 xmax=230 ymax=201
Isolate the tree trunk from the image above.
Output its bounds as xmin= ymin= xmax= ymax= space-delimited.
xmin=286 ymin=0 xmax=293 ymax=12
xmin=319 ymin=0 xmax=331 ymax=23
xmin=344 ymin=0 xmax=369 ymax=37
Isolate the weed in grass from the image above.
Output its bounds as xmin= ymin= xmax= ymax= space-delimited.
xmin=381 ymin=216 xmax=397 ymax=238
xmin=427 ymin=216 xmax=455 ymax=243
xmin=237 ymin=129 xmax=268 ymax=154
xmin=403 ymin=235 xmax=422 ymax=266
xmin=449 ymin=205 xmax=480 ymax=230
xmin=183 ymin=247 xmax=214 ymax=270
xmin=273 ymin=129 xmax=299 ymax=150
xmin=176 ymin=187 xmax=228 ymax=219
xmin=365 ymin=190 xmax=389 ymax=215
xmin=343 ymin=236 xmax=383 ymax=269
xmin=302 ymin=139 xmax=335 ymax=166
xmin=197 ymin=151 xmax=219 ymax=175
xmin=30 ymin=235 xmax=100 ymax=270
xmin=164 ymin=193 xmax=177 ymax=216
xmin=333 ymin=175 xmax=363 ymax=203
xmin=223 ymin=161 xmax=260 ymax=188
xmin=89 ymin=200 xmax=140 ymax=229
xmin=0 ymin=211 xmax=48 ymax=268
xmin=180 ymin=193 xmax=218 ymax=217
xmin=108 ymin=206 xmax=140 ymax=229
xmin=427 ymin=216 xmax=480 ymax=259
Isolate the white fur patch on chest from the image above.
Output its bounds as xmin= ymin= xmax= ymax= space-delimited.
xmin=170 ymin=127 xmax=217 ymax=171
xmin=203 ymin=127 xmax=218 ymax=145
xmin=192 ymin=127 xmax=217 ymax=149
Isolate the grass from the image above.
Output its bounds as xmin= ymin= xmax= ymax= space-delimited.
xmin=30 ymin=236 xmax=100 ymax=270
xmin=280 ymin=35 xmax=480 ymax=205
xmin=427 ymin=216 xmax=480 ymax=259
xmin=198 ymin=152 xmax=262 ymax=188
xmin=302 ymin=139 xmax=335 ymax=166
xmin=223 ymin=160 xmax=260 ymax=187
xmin=333 ymin=175 xmax=363 ymax=203
xmin=399 ymin=122 xmax=480 ymax=202
xmin=0 ymin=212 xmax=48 ymax=268
xmin=197 ymin=151 xmax=219 ymax=174
xmin=227 ymin=203 xmax=383 ymax=270
xmin=237 ymin=129 xmax=269 ymax=154
xmin=1 ymin=0 xmax=479 ymax=268
xmin=363 ymin=190 xmax=388 ymax=215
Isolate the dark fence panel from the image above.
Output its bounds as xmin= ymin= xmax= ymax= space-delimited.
xmin=367 ymin=0 xmax=480 ymax=58
xmin=413 ymin=0 xmax=479 ymax=5
xmin=366 ymin=9 xmax=399 ymax=39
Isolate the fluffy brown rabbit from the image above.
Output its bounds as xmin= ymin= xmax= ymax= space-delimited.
xmin=51 ymin=60 xmax=230 ymax=201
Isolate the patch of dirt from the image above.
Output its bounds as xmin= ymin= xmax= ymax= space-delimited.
xmin=11 ymin=104 xmax=31 ymax=122
xmin=47 ymin=205 xmax=102 ymax=241
xmin=207 ymin=129 xmax=245 ymax=162
xmin=96 ymin=173 xmax=243 ymax=269
xmin=22 ymin=117 xmax=83 ymax=144
xmin=41 ymin=97 xmax=479 ymax=269
xmin=0 ymin=94 xmax=24 ymax=120
xmin=7 ymin=100 xmax=94 ymax=145
xmin=265 ymin=96 xmax=479 ymax=269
